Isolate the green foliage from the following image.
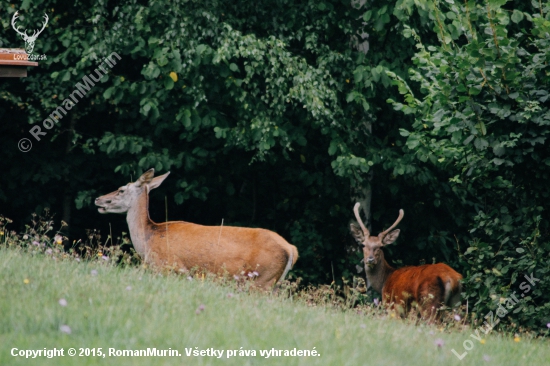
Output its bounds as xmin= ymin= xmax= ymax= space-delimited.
xmin=389 ymin=0 xmax=550 ymax=334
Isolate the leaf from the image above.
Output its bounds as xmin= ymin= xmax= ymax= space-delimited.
xmin=476 ymin=121 xmax=487 ymax=136
xmin=511 ymin=10 xmax=524 ymax=23
xmin=328 ymin=142 xmax=338 ymax=156
xmin=463 ymin=135 xmax=475 ymax=145
xmin=487 ymin=0 xmax=510 ymax=9
xmin=229 ymin=63 xmax=239 ymax=72
xmin=516 ymin=248 xmax=525 ymax=253
xmin=363 ymin=10 xmax=372 ymax=22
xmin=164 ymin=77 xmax=174 ymax=90
xmin=474 ymin=137 xmax=489 ymax=150
xmin=103 ymin=87 xmax=114 ymax=99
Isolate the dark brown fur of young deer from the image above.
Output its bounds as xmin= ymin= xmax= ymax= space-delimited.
xmin=350 ymin=203 xmax=462 ymax=320
xmin=95 ymin=168 xmax=298 ymax=288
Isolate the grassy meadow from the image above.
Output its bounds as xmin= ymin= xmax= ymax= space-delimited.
xmin=1 ymin=246 xmax=549 ymax=366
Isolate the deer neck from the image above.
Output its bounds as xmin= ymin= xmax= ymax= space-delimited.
xmin=126 ymin=188 xmax=155 ymax=260
xmin=365 ymin=251 xmax=395 ymax=294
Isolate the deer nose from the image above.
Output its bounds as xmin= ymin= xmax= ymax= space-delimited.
xmin=366 ymin=256 xmax=375 ymax=264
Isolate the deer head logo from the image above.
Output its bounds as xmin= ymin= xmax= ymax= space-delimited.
xmin=11 ymin=11 xmax=49 ymax=54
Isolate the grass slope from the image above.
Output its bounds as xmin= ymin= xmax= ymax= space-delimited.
xmin=0 ymin=247 xmax=548 ymax=366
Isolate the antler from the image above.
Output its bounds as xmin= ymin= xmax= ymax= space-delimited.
xmin=379 ymin=209 xmax=404 ymax=239
xmin=34 ymin=14 xmax=49 ymax=38
xmin=353 ymin=202 xmax=370 ymax=237
xmin=11 ymin=12 xmax=48 ymax=40
xmin=11 ymin=11 xmax=28 ymax=38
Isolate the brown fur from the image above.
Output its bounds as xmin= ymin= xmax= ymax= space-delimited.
xmin=95 ymin=169 xmax=298 ymax=288
xmin=381 ymin=263 xmax=462 ymax=318
xmin=350 ymin=202 xmax=462 ymax=320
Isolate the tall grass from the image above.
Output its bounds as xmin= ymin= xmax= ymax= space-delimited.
xmin=1 ymin=245 xmax=549 ymax=366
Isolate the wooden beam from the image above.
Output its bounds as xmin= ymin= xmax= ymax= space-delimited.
xmin=0 ymin=66 xmax=28 ymax=77
xmin=0 ymin=48 xmax=38 ymax=78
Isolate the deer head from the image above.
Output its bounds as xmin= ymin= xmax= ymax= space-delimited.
xmin=95 ymin=169 xmax=170 ymax=214
xmin=11 ymin=11 xmax=49 ymax=54
xmin=350 ymin=202 xmax=404 ymax=269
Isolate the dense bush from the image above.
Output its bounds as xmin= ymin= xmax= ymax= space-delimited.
xmin=390 ymin=0 xmax=550 ymax=334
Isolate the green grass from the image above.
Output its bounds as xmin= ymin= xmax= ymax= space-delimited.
xmin=1 ymin=247 xmax=548 ymax=366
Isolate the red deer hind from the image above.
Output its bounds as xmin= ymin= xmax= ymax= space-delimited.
xmin=95 ymin=168 xmax=298 ymax=288
xmin=350 ymin=202 xmax=462 ymax=320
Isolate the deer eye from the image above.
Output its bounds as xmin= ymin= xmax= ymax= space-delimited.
xmin=118 ymin=189 xmax=125 ymax=194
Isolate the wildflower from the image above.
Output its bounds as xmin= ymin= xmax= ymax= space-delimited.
xmin=102 ymin=256 xmax=109 ymax=261
xmin=346 ymin=79 xmax=350 ymax=83
xmin=227 ymin=293 xmax=234 ymax=298
xmin=23 ymin=278 xmax=30 ymax=284
xmin=187 ymin=276 xmax=193 ymax=281
xmin=54 ymin=235 xmax=62 ymax=245
xmin=46 ymin=248 xmax=53 ymax=254
xmin=434 ymin=338 xmax=444 ymax=348
xmin=23 ymin=234 xmax=29 ymax=240
xmin=75 ymin=258 xmax=81 ymax=262
xmin=195 ymin=304 xmax=205 ymax=314
xmin=247 ymin=272 xmax=254 ymax=278
xmin=58 ymin=298 xmax=68 ymax=307
xmin=360 ymin=324 xmax=366 ymax=329
xmin=483 ymin=355 xmax=490 ymax=362
xmin=252 ymin=271 xmax=259 ymax=277
xmin=125 ymin=286 xmax=132 ymax=291
xmin=547 ymin=323 xmax=550 ymax=329
xmin=97 ymin=252 xmax=103 ymax=257
xmin=454 ymin=314 xmax=461 ymax=321
xmin=233 ymin=275 xmax=240 ymax=281
xmin=373 ymin=298 xmax=379 ymax=306
xmin=91 ymin=270 xmax=98 ymax=276
xmin=32 ymin=241 xmax=39 ymax=246
xmin=0 ymin=231 xmax=4 ymax=236
xmin=390 ymin=312 xmax=395 ymax=318
xmin=59 ymin=325 xmax=71 ymax=334
xmin=514 ymin=336 xmax=520 ymax=342
xmin=429 ymin=330 xmax=435 ymax=335
xmin=480 ymin=339 xmax=486 ymax=344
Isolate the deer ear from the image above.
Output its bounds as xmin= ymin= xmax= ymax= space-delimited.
xmin=382 ymin=229 xmax=400 ymax=245
xmin=136 ymin=168 xmax=155 ymax=186
xmin=149 ymin=171 xmax=170 ymax=190
xmin=350 ymin=223 xmax=365 ymax=244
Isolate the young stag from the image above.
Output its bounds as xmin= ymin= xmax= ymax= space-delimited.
xmin=350 ymin=203 xmax=462 ymax=320
xmin=95 ymin=168 xmax=298 ymax=288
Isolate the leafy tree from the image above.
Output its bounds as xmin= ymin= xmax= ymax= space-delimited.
xmin=390 ymin=0 xmax=550 ymax=332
